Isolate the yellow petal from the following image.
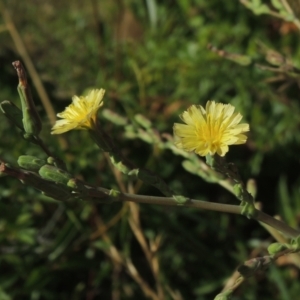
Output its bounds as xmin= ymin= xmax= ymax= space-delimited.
xmin=173 ymin=101 xmax=249 ymax=157
xmin=51 ymin=89 xmax=105 ymax=135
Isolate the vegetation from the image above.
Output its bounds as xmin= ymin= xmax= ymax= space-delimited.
xmin=1 ymin=0 xmax=300 ymax=299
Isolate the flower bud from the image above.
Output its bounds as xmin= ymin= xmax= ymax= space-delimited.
xmin=39 ymin=165 xmax=72 ymax=185
xmin=19 ymin=89 xmax=42 ymax=136
xmin=13 ymin=61 xmax=42 ymax=136
xmin=18 ymin=155 xmax=46 ymax=171
xmin=15 ymin=167 xmax=72 ymax=201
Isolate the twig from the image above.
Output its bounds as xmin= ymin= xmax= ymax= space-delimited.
xmin=280 ymin=0 xmax=300 ymax=31
xmin=280 ymin=0 xmax=294 ymax=14
xmin=96 ymin=215 xmax=161 ymax=300
xmin=1 ymin=161 xmax=300 ymax=239
xmin=89 ymin=204 xmax=128 ymax=240
xmin=105 ymin=190 xmax=300 ymax=238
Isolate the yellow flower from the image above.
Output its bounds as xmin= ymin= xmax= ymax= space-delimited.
xmin=173 ymin=101 xmax=249 ymax=157
xmin=51 ymin=89 xmax=105 ymax=134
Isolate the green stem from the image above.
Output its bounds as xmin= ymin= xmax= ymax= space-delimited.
xmin=121 ymin=193 xmax=241 ymax=213
xmin=279 ymin=0 xmax=300 ymax=31
xmin=2 ymin=162 xmax=299 ymax=239
xmin=95 ymin=187 xmax=300 ymax=238
xmin=255 ymin=211 xmax=300 ymax=239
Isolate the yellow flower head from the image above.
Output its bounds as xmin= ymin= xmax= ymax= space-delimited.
xmin=51 ymin=89 xmax=105 ymax=134
xmin=173 ymin=101 xmax=249 ymax=157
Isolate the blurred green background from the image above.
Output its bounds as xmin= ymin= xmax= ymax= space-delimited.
xmin=1 ymin=0 xmax=300 ymax=299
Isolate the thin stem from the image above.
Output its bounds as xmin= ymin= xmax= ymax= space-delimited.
xmin=34 ymin=136 xmax=54 ymax=157
xmin=255 ymin=210 xmax=300 ymax=239
xmin=267 ymin=9 xmax=287 ymax=19
xmin=280 ymin=0 xmax=294 ymax=14
xmin=2 ymin=161 xmax=299 ymax=239
xmin=121 ymin=193 xmax=241 ymax=214
xmin=95 ymin=187 xmax=300 ymax=239
xmin=280 ymin=0 xmax=300 ymax=31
